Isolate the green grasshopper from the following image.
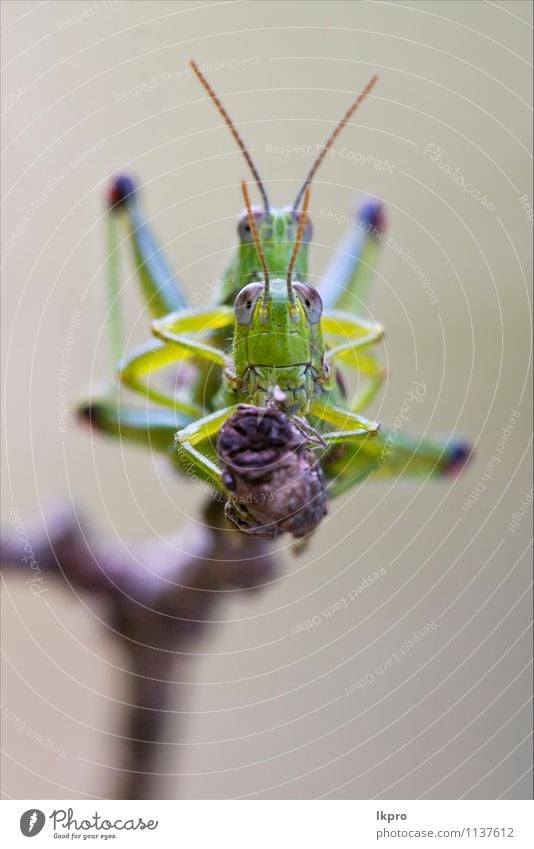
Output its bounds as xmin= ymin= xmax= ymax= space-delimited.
xmin=79 ymin=61 xmax=469 ymax=531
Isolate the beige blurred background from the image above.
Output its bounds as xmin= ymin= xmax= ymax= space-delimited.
xmin=1 ymin=0 xmax=532 ymax=800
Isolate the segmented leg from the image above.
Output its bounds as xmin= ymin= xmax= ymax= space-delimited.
xmin=308 ymin=398 xmax=379 ymax=444
xmin=324 ymin=431 xmax=471 ymax=497
xmin=321 ymin=309 xmax=385 ymax=411
xmin=105 ymin=210 xmax=124 ymax=364
xmin=78 ymin=176 xmax=197 ymax=431
xmin=78 ymin=398 xmax=193 ymax=454
xmin=118 ymin=341 xmax=202 ymax=415
xmin=151 ymin=306 xmax=234 ymax=363
xmin=118 ymin=307 xmax=234 ymax=412
xmin=321 ymin=310 xmax=384 ymax=359
xmin=109 ymin=175 xmax=188 ymax=318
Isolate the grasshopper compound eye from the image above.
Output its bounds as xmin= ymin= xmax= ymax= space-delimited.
xmin=234 ymin=282 xmax=264 ymax=324
xmin=292 ymin=282 xmax=323 ymax=324
xmin=237 ymin=207 xmax=265 ymax=243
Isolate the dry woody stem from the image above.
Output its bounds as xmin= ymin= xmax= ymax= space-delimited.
xmin=1 ymin=500 xmax=277 ymax=799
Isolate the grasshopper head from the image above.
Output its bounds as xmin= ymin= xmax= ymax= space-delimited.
xmin=233 ymin=278 xmax=324 ymax=414
xmin=233 ymin=182 xmax=324 ymax=414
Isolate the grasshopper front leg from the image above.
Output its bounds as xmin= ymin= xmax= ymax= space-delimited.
xmin=118 ymin=307 xmax=234 ymax=413
xmin=322 ymin=310 xmax=384 ymax=354
xmin=78 ymin=398 xmax=194 ymax=456
xmin=308 ymin=399 xmax=380 ymax=445
xmin=322 ymin=310 xmax=385 ymax=412
xmin=78 ymin=176 xmax=193 ymax=430
xmin=174 ymin=405 xmax=240 ymax=489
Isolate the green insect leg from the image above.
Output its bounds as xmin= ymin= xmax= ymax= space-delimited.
xmin=77 ymin=398 xmax=193 ymax=456
xmin=319 ymin=199 xmax=386 ymax=311
xmin=321 ymin=309 xmax=385 ymax=411
xmin=108 ymin=175 xmax=188 ymax=318
xmin=325 ymin=430 xmax=472 ymax=497
xmin=308 ymin=398 xmax=380 ymax=444
xmin=118 ymin=307 xmax=234 ymax=413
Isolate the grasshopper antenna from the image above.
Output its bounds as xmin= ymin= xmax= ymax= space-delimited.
xmin=292 ymin=74 xmax=379 ymax=213
xmin=190 ymin=60 xmax=270 ymax=215
xmin=287 ymin=186 xmax=311 ymax=303
xmin=241 ymin=180 xmax=270 ymax=298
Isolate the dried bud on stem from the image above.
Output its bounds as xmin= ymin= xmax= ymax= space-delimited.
xmin=217 ymin=404 xmax=327 ymax=539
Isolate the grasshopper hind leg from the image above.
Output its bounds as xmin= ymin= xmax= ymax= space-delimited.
xmin=77 ymin=398 xmax=194 ymax=457
xmin=108 ymin=174 xmax=189 ymax=321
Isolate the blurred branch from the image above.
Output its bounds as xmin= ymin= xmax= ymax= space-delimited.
xmin=1 ymin=499 xmax=278 ymax=799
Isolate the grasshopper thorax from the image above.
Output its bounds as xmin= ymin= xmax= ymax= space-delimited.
xmin=236 ymin=207 xmax=312 ymax=287
xmin=230 ymin=181 xmax=323 ymax=415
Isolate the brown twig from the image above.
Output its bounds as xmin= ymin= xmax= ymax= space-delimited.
xmin=1 ymin=499 xmax=277 ymax=799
